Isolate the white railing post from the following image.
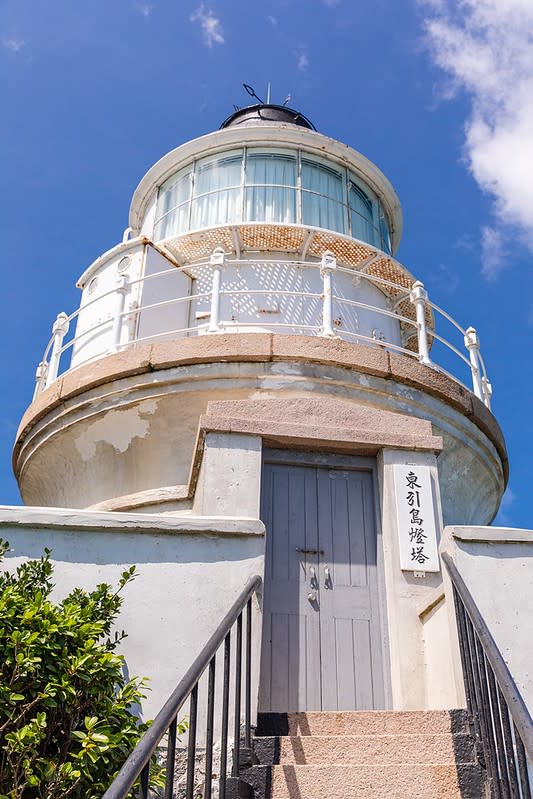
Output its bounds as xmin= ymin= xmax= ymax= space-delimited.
xmin=207 ymin=247 xmax=224 ymax=334
xmin=320 ymin=251 xmax=337 ymax=338
xmin=410 ymin=280 xmax=432 ymax=366
xmin=482 ymin=376 xmax=493 ymax=410
xmin=464 ymin=327 xmax=484 ymax=401
xmin=110 ymin=276 xmax=129 ymax=352
xmin=33 ymin=361 xmax=48 ymax=399
xmin=45 ymin=312 xmax=69 ymax=388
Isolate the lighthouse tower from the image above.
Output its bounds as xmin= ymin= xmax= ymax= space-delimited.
xmin=11 ymin=103 xmax=507 ymax=717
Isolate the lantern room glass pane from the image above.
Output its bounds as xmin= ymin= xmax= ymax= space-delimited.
xmin=378 ymin=202 xmax=392 ymax=254
xmin=245 ymin=152 xmax=297 ymax=223
xmin=152 ymin=147 xmax=392 ymax=253
xmin=301 ymin=159 xmax=345 ymax=233
xmin=155 ymin=167 xmax=191 ymax=239
xmin=349 ymin=182 xmax=375 ymax=245
xmin=155 ymin=203 xmax=189 ymax=240
xmin=190 ymin=151 xmax=243 ymax=229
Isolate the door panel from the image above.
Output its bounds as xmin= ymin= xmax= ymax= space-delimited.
xmin=330 ymin=617 xmax=374 ymax=711
xmin=259 ymin=463 xmax=321 ymax=712
xmin=260 ymin=459 xmax=385 ymax=712
xmin=318 ymin=468 xmax=383 ymax=710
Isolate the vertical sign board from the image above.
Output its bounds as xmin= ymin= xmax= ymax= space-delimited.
xmin=393 ymin=464 xmax=440 ymax=572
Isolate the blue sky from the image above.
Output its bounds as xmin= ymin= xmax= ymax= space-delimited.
xmin=0 ymin=0 xmax=531 ymax=527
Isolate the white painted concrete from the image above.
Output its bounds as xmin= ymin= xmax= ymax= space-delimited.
xmin=71 ymin=240 xmax=145 ymax=369
xmin=16 ymin=361 xmax=504 ymax=524
xmin=189 ymin=257 xmax=401 ymax=345
xmin=441 ymin=525 xmax=533 ymax=713
xmin=71 ymin=241 xmax=195 ymax=368
xmin=139 ymin=190 xmax=157 ymax=237
xmin=63 ymin=252 xmax=405 ymax=371
xmin=136 ymin=246 xmax=192 ymax=345
xmin=378 ymin=449 xmax=462 ymax=710
xmin=193 ymin=433 xmax=262 ymax=518
xmin=0 ymin=506 xmax=265 ymax=720
xmin=74 ymin=399 xmax=159 ymax=460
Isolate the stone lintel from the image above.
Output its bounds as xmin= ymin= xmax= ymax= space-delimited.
xmin=186 ymin=396 xmax=443 ymax=500
xmin=200 ymin=396 xmax=443 ymax=454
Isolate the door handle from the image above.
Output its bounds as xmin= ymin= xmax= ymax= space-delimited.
xmin=309 ymin=566 xmax=318 ymax=590
xmin=324 ymin=566 xmax=332 ymax=589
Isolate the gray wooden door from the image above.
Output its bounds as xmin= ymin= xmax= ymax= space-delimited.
xmin=259 ymin=460 xmax=385 ymax=712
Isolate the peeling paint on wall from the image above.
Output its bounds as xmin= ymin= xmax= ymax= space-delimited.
xmin=75 ymin=400 xmax=158 ymax=460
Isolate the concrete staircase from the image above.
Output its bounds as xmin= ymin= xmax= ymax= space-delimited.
xmin=242 ymin=710 xmax=487 ymax=799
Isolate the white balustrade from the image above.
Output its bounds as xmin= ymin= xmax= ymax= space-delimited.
xmin=110 ymin=276 xmax=130 ymax=352
xmin=45 ymin=312 xmax=70 ymax=388
xmin=207 ymin=247 xmax=224 ymax=334
xmin=320 ymin=251 xmax=337 ymax=338
xmin=33 ymin=256 xmax=494 ymax=409
xmin=410 ymin=281 xmax=432 ymax=367
xmin=464 ymin=327 xmax=484 ymax=401
xmin=33 ymin=361 xmax=48 ymax=399
xmin=482 ymin=377 xmax=493 ymax=411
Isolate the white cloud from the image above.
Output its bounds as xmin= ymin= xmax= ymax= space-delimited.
xmin=135 ymin=2 xmax=153 ymax=17
xmin=190 ymin=5 xmax=224 ymax=47
xmin=432 ymin=262 xmax=460 ymax=293
xmin=297 ymin=50 xmax=309 ymax=72
xmin=494 ymin=486 xmax=516 ymax=526
xmin=2 ymin=37 xmax=25 ymax=53
xmin=481 ymin=225 xmax=507 ymax=281
xmin=421 ymin=0 xmax=533 ymax=275
xmin=267 ymin=14 xmax=278 ymax=27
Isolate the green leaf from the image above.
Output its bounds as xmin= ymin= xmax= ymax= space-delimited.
xmin=0 ymin=548 xmax=169 ymax=796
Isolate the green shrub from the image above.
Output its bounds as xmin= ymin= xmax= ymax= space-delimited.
xmin=0 ymin=539 xmax=159 ymax=798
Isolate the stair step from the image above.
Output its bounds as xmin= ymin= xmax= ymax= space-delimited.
xmin=245 ymin=763 xmax=484 ymax=799
xmin=252 ymin=732 xmax=474 ymax=765
xmin=256 ymin=709 xmax=468 ymax=737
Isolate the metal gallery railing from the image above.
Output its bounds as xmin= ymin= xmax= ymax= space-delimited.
xmin=442 ymin=553 xmax=533 ymax=799
xmin=34 ymin=249 xmax=492 ymax=408
xmin=102 ymin=575 xmax=262 ymax=799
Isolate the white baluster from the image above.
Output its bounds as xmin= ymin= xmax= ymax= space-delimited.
xmin=464 ymin=327 xmax=484 ymax=401
xmin=410 ymin=281 xmax=432 ymax=366
xmin=110 ymin=276 xmax=129 ymax=352
xmin=207 ymin=247 xmax=225 ymax=334
xmin=320 ymin=251 xmax=337 ymax=338
xmin=45 ymin=312 xmax=69 ymax=388
xmin=33 ymin=361 xmax=48 ymax=399
xmin=482 ymin=376 xmax=493 ymax=410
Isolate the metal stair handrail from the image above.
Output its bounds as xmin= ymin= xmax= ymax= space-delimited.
xmin=102 ymin=574 xmax=262 ymax=799
xmin=442 ymin=552 xmax=533 ymax=798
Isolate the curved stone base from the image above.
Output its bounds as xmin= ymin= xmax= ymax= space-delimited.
xmin=14 ymin=335 xmax=506 ymax=525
